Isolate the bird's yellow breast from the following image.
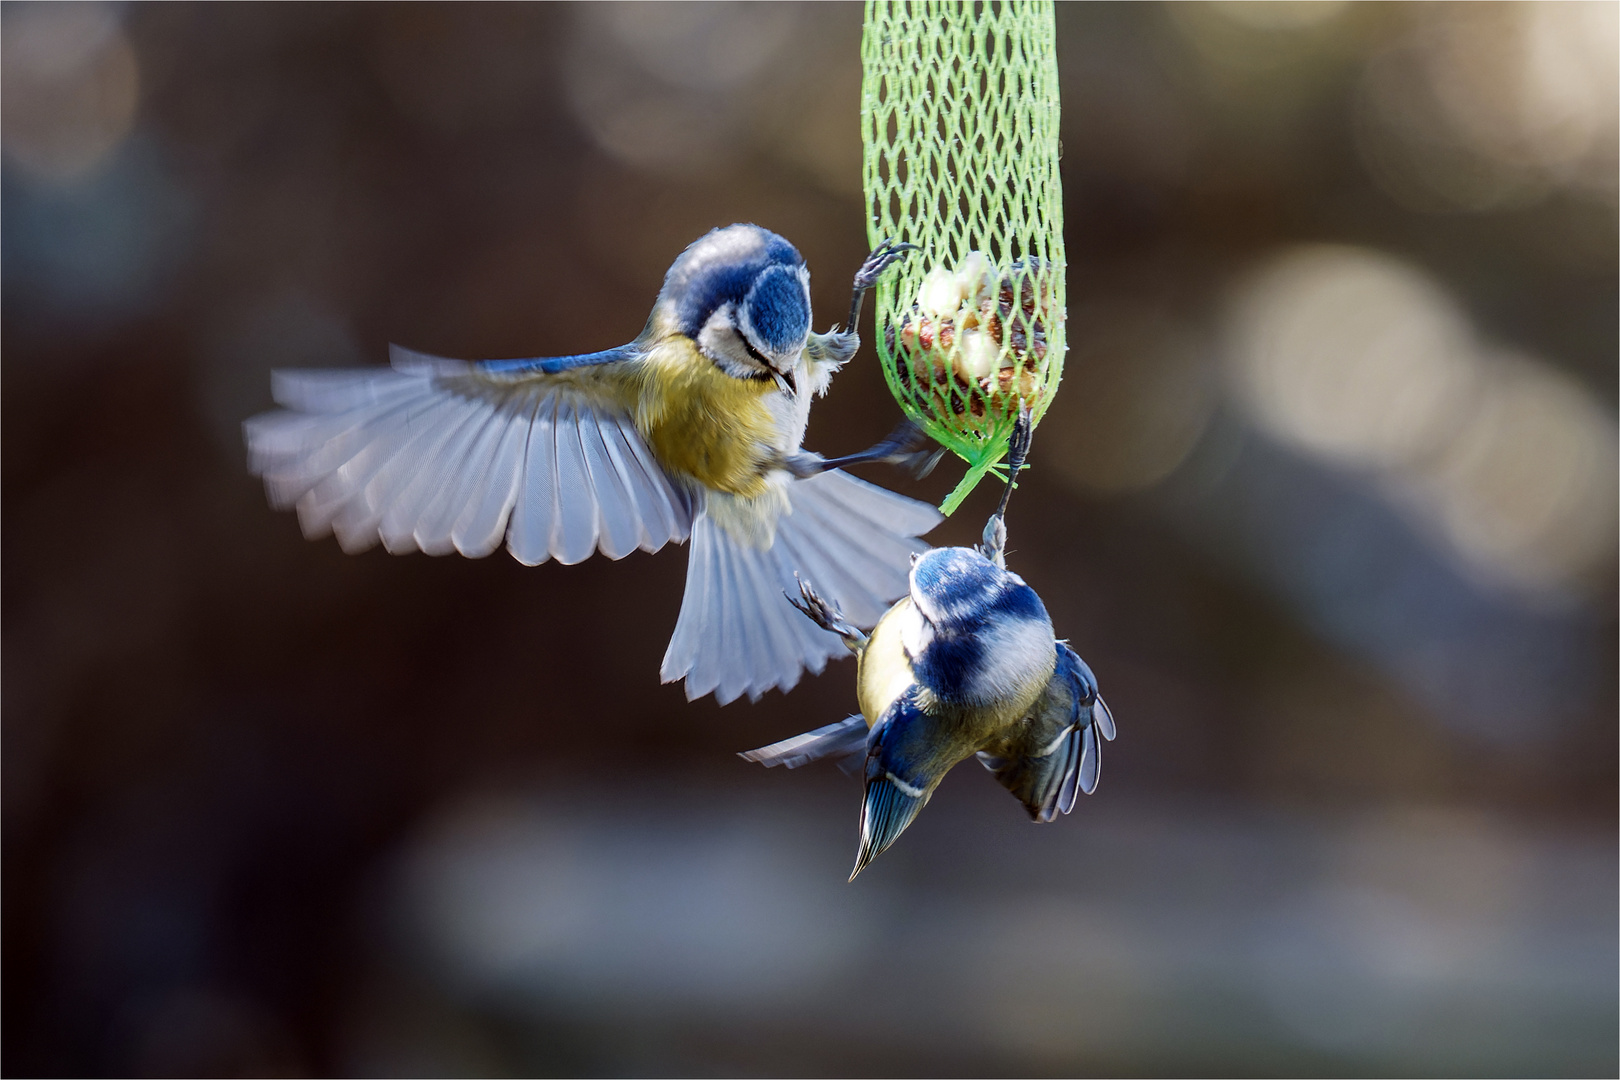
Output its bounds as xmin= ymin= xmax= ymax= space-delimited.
xmin=858 ymin=597 xmax=917 ymax=727
xmin=633 ymin=336 xmax=778 ymax=498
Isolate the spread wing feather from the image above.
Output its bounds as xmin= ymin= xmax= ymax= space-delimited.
xmin=244 ymin=347 xmax=693 ymax=565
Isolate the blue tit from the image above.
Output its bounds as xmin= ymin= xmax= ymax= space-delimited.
xmin=245 ymin=224 xmax=942 ymax=704
xmin=742 ymin=410 xmax=1116 ymax=879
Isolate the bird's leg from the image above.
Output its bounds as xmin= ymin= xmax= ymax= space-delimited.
xmin=787 ymin=418 xmax=945 ymax=480
xmin=781 ymin=239 xmax=932 ymax=480
xmin=786 ymin=575 xmax=868 ymax=652
xmin=981 ymin=406 xmax=1035 ymax=570
xmin=845 ymin=237 xmax=919 ymax=334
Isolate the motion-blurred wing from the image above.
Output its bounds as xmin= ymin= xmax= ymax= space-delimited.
xmin=244 ymin=345 xmax=693 ymax=564
xmin=738 ymin=715 xmax=868 ymax=770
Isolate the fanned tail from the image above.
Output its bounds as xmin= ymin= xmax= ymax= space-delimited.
xmin=661 ymin=470 xmax=942 ymax=705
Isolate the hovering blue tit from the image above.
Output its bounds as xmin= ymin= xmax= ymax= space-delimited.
xmin=245 ymin=225 xmax=941 ymax=704
xmin=743 ymin=410 xmax=1116 ymax=879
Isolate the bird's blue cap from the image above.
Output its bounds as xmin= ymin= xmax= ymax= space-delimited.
xmin=745 ymin=264 xmax=812 ymax=352
xmin=662 ymin=224 xmax=808 ymax=346
xmin=910 ymin=546 xmax=1047 ymax=629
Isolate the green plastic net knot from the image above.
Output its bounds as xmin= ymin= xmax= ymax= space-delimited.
xmin=861 ymin=0 xmax=1066 ymax=514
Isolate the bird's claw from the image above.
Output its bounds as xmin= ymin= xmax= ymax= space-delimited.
xmin=902 ymin=444 xmax=948 ymax=480
xmin=787 ymin=575 xmax=867 ymax=650
xmin=1006 ymin=405 xmax=1035 ymax=474
xmin=852 ymin=237 xmax=919 ymax=292
xmin=787 ymin=575 xmax=842 ymax=631
xmin=847 ymin=238 xmax=920 ymax=337
xmin=877 ymin=419 xmax=946 ymax=479
xmin=813 ymin=418 xmax=944 ymax=478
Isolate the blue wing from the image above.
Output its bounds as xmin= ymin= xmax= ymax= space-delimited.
xmin=473 ymin=346 xmax=639 ymax=378
xmin=852 ymin=689 xmax=935 ymax=879
xmin=978 ymin=641 xmax=1114 ymax=821
xmin=244 ymin=344 xmax=692 ymax=565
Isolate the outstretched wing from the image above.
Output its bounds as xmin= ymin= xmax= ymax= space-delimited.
xmin=244 ymin=345 xmax=693 ymax=564
xmin=978 ymin=641 xmax=1114 ymax=822
xmin=738 ymin=715 xmax=869 ymax=771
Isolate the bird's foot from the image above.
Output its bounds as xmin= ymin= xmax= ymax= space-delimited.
xmin=853 ymin=237 xmax=920 ymax=293
xmin=984 ymin=405 xmax=1036 ymax=563
xmin=787 ymin=575 xmax=868 ymax=651
xmin=980 ymin=514 xmax=1008 ymax=570
xmin=1006 ymin=405 xmax=1035 ymax=475
xmin=847 ymin=238 xmax=920 ymax=331
xmin=818 ymin=419 xmax=945 ymax=479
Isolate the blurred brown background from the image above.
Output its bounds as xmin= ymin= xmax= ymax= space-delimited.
xmin=3 ymin=3 xmax=1615 ymax=1076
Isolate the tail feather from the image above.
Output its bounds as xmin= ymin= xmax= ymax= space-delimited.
xmin=779 ymin=497 xmax=898 ymax=626
xmin=669 ymin=513 xmax=842 ymax=704
xmin=782 ymin=471 xmax=939 ymax=626
xmin=815 ymin=466 xmax=944 ymax=538
xmin=661 ymin=470 xmax=941 ymax=704
xmin=663 ymin=508 xmax=716 ymax=688
xmin=720 ymin=539 xmax=771 ymax=705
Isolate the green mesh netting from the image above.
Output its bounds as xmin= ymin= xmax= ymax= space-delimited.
xmin=861 ymin=0 xmax=1065 ymax=514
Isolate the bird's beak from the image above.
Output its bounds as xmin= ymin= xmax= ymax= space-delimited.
xmin=770 ymin=367 xmax=797 ymax=398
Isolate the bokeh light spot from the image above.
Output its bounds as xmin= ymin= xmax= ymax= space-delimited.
xmin=1224 ymin=245 xmax=1479 ymax=470
xmin=1415 ymin=353 xmax=1619 ymax=598
xmin=1224 ymin=244 xmax=1617 ymax=602
xmin=1047 ymin=302 xmax=1217 ymax=495
xmin=1355 ymin=4 xmax=1619 ymax=212
xmin=2 ymin=3 xmax=139 ymax=181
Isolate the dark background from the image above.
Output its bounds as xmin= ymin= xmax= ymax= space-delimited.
xmin=4 ymin=3 xmax=1615 ymax=1076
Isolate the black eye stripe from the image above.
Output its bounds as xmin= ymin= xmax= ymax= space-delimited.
xmin=738 ymin=332 xmax=771 ymax=367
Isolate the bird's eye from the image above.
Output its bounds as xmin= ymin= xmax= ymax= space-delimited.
xmin=738 ymin=332 xmax=772 ymax=369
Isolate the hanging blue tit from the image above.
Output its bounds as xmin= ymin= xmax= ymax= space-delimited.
xmin=245 ymin=224 xmax=942 ymax=705
xmin=742 ymin=409 xmax=1115 ymax=879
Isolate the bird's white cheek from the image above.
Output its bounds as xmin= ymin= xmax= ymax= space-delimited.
xmin=695 ymin=304 xmax=754 ymax=380
xmin=898 ymin=602 xmax=933 ymax=660
xmin=970 ymin=616 xmax=1054 ymax=702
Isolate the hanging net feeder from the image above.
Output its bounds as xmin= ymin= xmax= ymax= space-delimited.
xmin=861 ymin=0 xmax=1066 ymax=514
